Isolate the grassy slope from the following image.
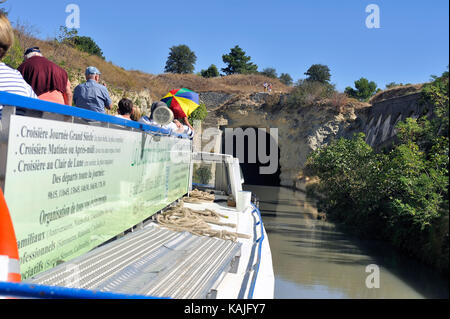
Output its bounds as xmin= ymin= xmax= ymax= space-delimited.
xmin=6 ymin=27 xmax=425 ymax=117
xmin=9 ymin=28 xmax=292 ymax=103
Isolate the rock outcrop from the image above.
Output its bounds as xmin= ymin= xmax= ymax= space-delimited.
xmin=198 ymin=87 xmax=426 ymax=189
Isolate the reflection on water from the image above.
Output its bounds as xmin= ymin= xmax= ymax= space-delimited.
xmin=244 ymin=185 xmax=449 ymax=299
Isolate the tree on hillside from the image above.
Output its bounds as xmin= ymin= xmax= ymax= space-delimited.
xmin=305 ymin=64 xmax=331 ymax=84
xmin=165 ymin=44 xmax=197 ymax=74
xmin=260 ymin=67 xmax=278 ymax=78
xmin=279 ymin=73 xmax=293 ymax=86
xmin=56 ymin=26 xmax=78 ymax=44
xmin=56 ymin=26 xmax=104 ymax=59
xmin=0 ymin=1 xmax=8 ymax=16
xmin=222 ymin=45 xmax=258 ymax=75
xmin=200 ymin=64 xmax=219 ymax=78
xmin=72 ymin=36 xmax=104 ymax=59
xmin=345 ymin=77 xmax=378 ymax=101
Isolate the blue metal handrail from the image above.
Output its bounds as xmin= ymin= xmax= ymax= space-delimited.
xmin=0 ymin=282 xmax=169 ymax=299
xmin=0 ymin=91 xmax=189 ymax=139
xmin=247 ymin=204 xmax=265 ymax=299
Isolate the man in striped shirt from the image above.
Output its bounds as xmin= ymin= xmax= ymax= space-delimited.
xmin=0 ymin=13 xmax=37 ymax=120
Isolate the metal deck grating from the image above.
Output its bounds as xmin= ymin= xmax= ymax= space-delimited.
xmin=27 ymin=224 xmax=241 ymax=299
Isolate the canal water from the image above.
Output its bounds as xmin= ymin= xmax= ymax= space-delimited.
xmin=243 ymin=184 xmax=449 ymax=299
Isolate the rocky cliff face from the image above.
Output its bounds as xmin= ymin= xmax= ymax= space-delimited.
xmin=199 ymin=88 xmax=425 ymax=189
xmin=363 ymin=92 xmax=429 ymax=149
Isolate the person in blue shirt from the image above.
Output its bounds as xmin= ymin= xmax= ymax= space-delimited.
xmin=73 ymin=66 xmax=112 ymax=113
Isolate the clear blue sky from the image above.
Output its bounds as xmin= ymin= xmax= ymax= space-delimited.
xmin=5 ymin=0 xmax=449 ymax=91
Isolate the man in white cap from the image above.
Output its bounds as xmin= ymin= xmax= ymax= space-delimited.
xmin=73 ymin=66 xmax=112 ymax=113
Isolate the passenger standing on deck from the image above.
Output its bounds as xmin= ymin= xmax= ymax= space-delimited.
xmin=73 ymin=66 xmax=112 ymax=113
xmin=18 ymin=47 xmax=73 ymax=106
xmin=115 ymin=98 xmax=134 ymax=120
xmin=0 ymin=13 xmax=37 ymax=120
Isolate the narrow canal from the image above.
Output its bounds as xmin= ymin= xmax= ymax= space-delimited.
xmin=243 ymin=184 xmax=449 ymax=299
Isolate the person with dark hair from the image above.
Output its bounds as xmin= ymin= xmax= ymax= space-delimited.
xmin=116 ymin=98 xmax=134 ymax=120
xmin=18 ymin=47 xmax=73 ymax=105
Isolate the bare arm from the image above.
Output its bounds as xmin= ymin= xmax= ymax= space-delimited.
xmin=183 ymin=117 xmax=194 ymax=131
xmin=64 ymin=80 xmax=73 ymax=106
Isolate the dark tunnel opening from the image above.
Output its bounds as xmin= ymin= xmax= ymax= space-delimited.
xmin=221 ymin=127 xmax=281 ymax=186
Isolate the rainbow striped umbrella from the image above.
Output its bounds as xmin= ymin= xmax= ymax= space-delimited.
xmin=161 ymin=88 xmax=200 ymax=119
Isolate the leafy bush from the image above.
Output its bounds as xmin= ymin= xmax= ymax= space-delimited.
xmin=289 ymin=79 xmax=336 ymax=106
xmin=260 ymin=67 xmax=278 ymax=79
xmin=305 ymin=133 xmax=385 ymax=228
xmin=279 ymin=73 xmax=293 ymax=86
xmin=345 ymin=77 xmax=378 ymax=101
xmin=71 ymin=36 xmax=104 ymax=59
xmin=188 ymin=103 xmax=208 ymax=124
xmin=200 ymin=64 xmax=219 ymax=78
xmin=3 ymin=35 xmax=23 ymax=69
xmin=329 ymin=91 xmax=348 ymax=112
xmin=385 ymin=82 xmax=411 ymax=89
xmin=306 ymin=71 xmax=449 ymax=272
xmin=56 ymin=26 xmax=104 ymax=59
xmin=193 ymin=164 xmax=212 ymax=185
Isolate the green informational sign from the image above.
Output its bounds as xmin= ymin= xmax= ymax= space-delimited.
xmin=3 ymin=116 xmax=191 ymax=280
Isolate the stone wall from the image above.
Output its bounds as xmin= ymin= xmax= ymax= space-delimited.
xmin=363 ymin=92 xmax=428 ymax=149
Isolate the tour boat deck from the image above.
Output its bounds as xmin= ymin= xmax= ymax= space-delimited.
xmin=0 ymin=92 xmax=274 ymax=299
xmin=26 ymin=197 xmax=274 ymax=299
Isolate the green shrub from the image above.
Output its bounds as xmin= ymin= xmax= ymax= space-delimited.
xmin=279 ymin=73 xmax=293 ymax=86
xmin=345 ymin=77 xmax=378 ymax=101
xmin=3 ymin=36 xmax=23 ymax=69
xmin=194 ymin=165 xmax=212 ymax=185
xmin=289 ymin=79 xmax=336 ymax=106
xmin=56 ymin=26 xmax=104 ymax=59
xmin=260 ymin=67 xmax=278 ymax=79
xmin=72 ymin=36 xmax=104 ymax=59
xmin=188 ymin=103 xmax=208 ymax=124
xmin=200 ymin=64 xmax=219 ymax=78
xmin=385 ymin=82 xmax=411 ymax=89
xmin=305 ymin=133 xmax=386 ymax=231
xmin=305 ymin=70 xmax=449 ymax=272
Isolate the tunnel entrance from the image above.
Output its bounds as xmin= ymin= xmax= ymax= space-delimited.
xmin=221 ymin=127 xmax=281 ymax=186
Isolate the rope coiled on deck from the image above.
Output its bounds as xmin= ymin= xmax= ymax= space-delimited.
xmin=157 ymin=194 xmax=251 ymax=242
xmin=182 ymin=189 xmax=215 ymax=203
